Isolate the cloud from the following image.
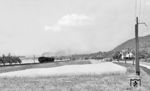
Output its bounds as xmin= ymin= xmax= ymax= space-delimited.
xmin=45 ymin=14 xmax=93 ymax=32
xmin=58 ymin=14 xmax=91 ymax=26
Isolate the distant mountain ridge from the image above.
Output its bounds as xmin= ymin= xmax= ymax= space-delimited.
xmin=41 ymin=34 xmax=150 ymax=59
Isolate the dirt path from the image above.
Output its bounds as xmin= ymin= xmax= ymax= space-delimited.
xmin=114 ymin=60 xmax=150 ymax=76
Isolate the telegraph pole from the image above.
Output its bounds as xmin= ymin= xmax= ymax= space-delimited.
xmin=135 ymin=17 xmax=140 ymax=76
xmin=135 ymin=17 xmax=147 ymax=76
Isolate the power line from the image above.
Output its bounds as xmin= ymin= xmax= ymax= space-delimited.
xmin=135 ymin=0 xmax=138 ymax=17
xmin=135 ymin=0 xmax=142 ymax=18
xmin=139 ymin=0 xmax=142 ymax=18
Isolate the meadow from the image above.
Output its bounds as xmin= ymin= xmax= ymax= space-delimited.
xmin=0 ymin=60 xmax=150 ymax=91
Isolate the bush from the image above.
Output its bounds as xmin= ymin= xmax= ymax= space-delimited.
xmin=112 ymin=51 xmax=121 ymax=60
xmin=104 ymin=58 xmax=113 ymax=62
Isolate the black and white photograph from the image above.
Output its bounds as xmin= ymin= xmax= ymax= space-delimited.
xmin=0 ymin=0 xmax=150 ymax=90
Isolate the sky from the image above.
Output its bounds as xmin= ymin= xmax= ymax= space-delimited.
xmin=0 ymin=0 xmax=150 ymax=56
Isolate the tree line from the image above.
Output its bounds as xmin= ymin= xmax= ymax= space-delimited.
xmin=0 ymin=53 xmax=21 ymax=66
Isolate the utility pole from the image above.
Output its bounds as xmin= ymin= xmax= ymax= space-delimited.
xmin=130 ymin=0 xmax=148 ymax=87
xmin=135 ymin=17 xmax=140 ymax=76
xmin=135 ymin=17 xmax=147 ymax=76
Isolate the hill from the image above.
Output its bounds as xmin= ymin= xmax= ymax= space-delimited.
xmin=113 ymin=35 xmax=150 ymax=52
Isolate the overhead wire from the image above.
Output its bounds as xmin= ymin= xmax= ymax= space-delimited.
xmin=134 ymin=0 xmax=138 ymax=18
xmin=139 ymin=0 xmax=142 ymax=18
xmin=136 ymin=0 xmax=149 ymax=34
xmin=135 ymin=0 xmax=142 ymax=18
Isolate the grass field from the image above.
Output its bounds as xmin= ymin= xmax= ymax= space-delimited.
xmin=0 ymin=60 xmax=91 ymax=73
xmin=0 ymin=61 xmax=150 ymax=91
